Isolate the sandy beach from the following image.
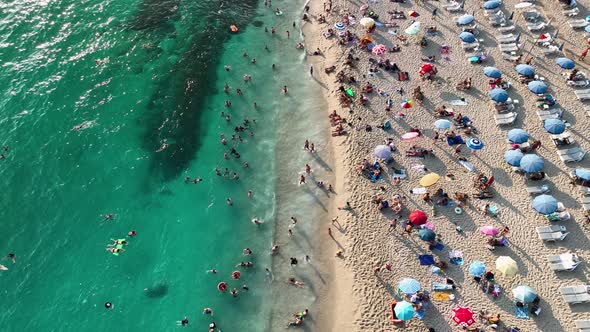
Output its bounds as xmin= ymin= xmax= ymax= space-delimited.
xmin=301 ymin=0 xmax=590 ymax=330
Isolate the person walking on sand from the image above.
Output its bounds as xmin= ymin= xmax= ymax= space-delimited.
xmin=310 ymin=143 xmax=315 ymax=152
xmin=299 ymin=174 xmax=306 ymax=185
xmin=304 ymin=139 xmax=309 ymax=150
xmin=305 ymin=164 xmax=311 ymax=174
xmin=286 ymin=30 xmax=290 ymax=39
xmin=310 ymin=65 xmax=313 ymax=76
xmin=282 ymin=85 xmax=288 ymax=94
xmin=328 ymin=227 xmax=333 ymax=238
xmin=580 ymin=47 xmax=589 ymax=61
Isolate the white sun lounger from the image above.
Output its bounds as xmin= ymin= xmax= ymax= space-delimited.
xmin=548 ymin=252 xmax=579 ymax=262
xmin=561 ymin=285 xmax=590 ymax=295
xmin=564 ymin=293 xmax=590 ymax=304
xmin=584 ymin=203 xmax=590 ymax=211
xmin=575 ymin=90 xmax=590 ymax=100
xmin=540 ymin=45 xmax=561 ymax=56
xmin=537 ymin=225 xmax=566 ymax=234
xmin=576 ymin=320 xmax=590 ymax=331
xmin=445 ymin=2 xmax=464 ymax=12
xmin=497 ymin=25 xmax=515 ymax=33
xmin=527 ymin=184 xmax=550 ymax=195
xmin=495 ymin=112 xmax=517 ymax=125
xmin=500 ymin=43 xmax=520 ymax=53
xmin=502 ymin=53 xmax=521 ymax=62
xmin=527 ymin=21 xmax=547 ymax=31
xmin=462 ymin=41 xmax=480 ymax=50
xmin=497 ymin=34 xmax=519 ymax=44
xmin=538 ymin=232 xmax=569 ymax=242
xmin=522 ymin=10 xmax=541 ymax=21
xmin=563 ymin=7 xmax=580 ymax=16
xmin=551 ymin=132 xmax=572 ymax=140
xmin=569 ymin=19 xmax=589 ymax=28
xmin=580 ymin=196 xmax=590 ymax=204
xmin=579 ymin=186 xmax=590 ymax=196
xmin=560 ymin=151 xmax=586 ymax=163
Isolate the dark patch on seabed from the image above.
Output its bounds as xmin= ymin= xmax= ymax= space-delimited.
xmin=132 ymin=0 xmax=260 ymax=182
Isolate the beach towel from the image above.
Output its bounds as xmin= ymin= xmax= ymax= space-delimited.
xmin=432 ymin=282 xmax=454 ymax=291
xmin=450 ymin=99 xmax=468 ymax=106
xmin=433 ymin=242 xmax=445 ymax=251
xmin=449 ymin=251 xmax=464 ymax=266
xmin=398 ymin=71 xmax=409 ymax=81
xmin=375 ymin=21 xmax=384 ymax=27
xmin=419 ymin=254 xmax=435 ymax=265
xmin=432 ymin=292 xmax=451 ymax=302
xmin=446 ymin=136 xmax=465 ymax=146
xmin=392 ymin=169 xmax=407 ymax=180
xmin=515 ymin=305 xmax=529 ymax=319
xmin=387 ymin=29 xmax=397 ymax=35
xmin=459 ymin=160 xmax=476 ymax=172
xmin=411 ymin=187 xmax=427 ymax=194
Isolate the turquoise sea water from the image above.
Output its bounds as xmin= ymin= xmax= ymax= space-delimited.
xmin=0 ymin=0 xmax=325 ymax=330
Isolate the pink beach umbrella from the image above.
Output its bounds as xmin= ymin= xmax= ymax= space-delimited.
xmin=424 ymin=222 xmax=436 ymax=231
xmin=479 ymin=226 xmax=499 ymax=236
xmin=372 ymin=44 xmax=386 ymax=55
xmin=401 ymin=132 xmax=420 ymax=141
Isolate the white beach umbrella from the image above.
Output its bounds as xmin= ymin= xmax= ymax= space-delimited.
xmin=360 ymin=17 xmax=375 ymax=28
xmin=374 ymin=145 xmax=391 ymax=159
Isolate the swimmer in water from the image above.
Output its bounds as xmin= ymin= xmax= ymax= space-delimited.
xmin=128 ymin=230 xmax=137 ymax=237
xmin=283 ymin=85 xmax=288 ymax=94
xmin=247 ymin=190 xmax=252 ymax=199
xmin=243 ymin=51 xmax=248 ymax=57
xmin=265 ymin=268 xmax=274 ymax=283
xmin=193 ymin=177 xmax=203 ymax=184
xmin=3 ymin=253 xmax=16 ymax=263
xmin=156 ymin=143 xmax=169 ymax=152
xmin=226 ymin=198 xmax=233 ymax=206
xmin=252 ymin=218 xmax=262 ymax=226
xmin=206 ymin=269 xmax=218 ymax=274
xmin=224 ymin=65 xmax=231 ymax=71
xmin=243 ymin=248 xmax=252 ymax=256
xmin=179 ymin=316 xmax=189 ymax=326
xmin=203 ymin=308 xmax=213 ymax=315
xmin=106 ymin=247 xmax=124 ymax=254
xmin=102 ymin=214 xmax=114 ymax=221
xmin=105 ymin=302 xmax=113 ymax=309
xmin=108 ymin=238 xmax=127 ymax=246
xmin=271 ymin=244 xmax=280 ymax=254
xmin=230 ymin=288 xmax=239 ymax=297
xmin=251 ymin=58 xmax=256 ymax=64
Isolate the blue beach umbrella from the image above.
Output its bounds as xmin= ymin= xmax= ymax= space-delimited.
xmin=457 ymin=14 xmax=474 ymax=25
xmin=507 ymin=129 xmax=529 ymax=144
xmin=512 ymin=285 xmax=538 ymax=303
xmin=585 ymin=25 xmax=590 ymax=33
xmin=532 ymin=194 xmax=558 ymax=214
xmin=515 ymin=64 xmax=535 ymax=77
xmin=459 ymin=32 xmax=476 ymax=43
xmin=483 ymin=0 xmax=501 ymax=9
xmin=483 ymin=66 xmax=502 ymax=78
xmin=334 ymin=22 xmax=345 ymax=30
xmin=466 ymin=138 xmax=484 ymax=151
xmin=544 ymin=119 xmax=566 ymax=134
xmin=469 ymin=261 xmax=486 ymax=277
xmin=556 ymin=57 xmax=575 ymax=69
xmin=434 ymin=119 xmax=452 ymax=130
xmin=575 ymin=168 xmax=590 ymax=181
xmin=419 ymin=228 xmax=436 ymax=241
xmin=489 ymin=88 xmax=508 ymax=103
xmin=528 ymin=80 xmax=548 ymax=94
xmin=520 ymin=154 xmax=544 ymax=173
xmin=394 ymin=301 xmax=415 ymax=321
xmin=398 ymin=278 xmax=421 ymax=295
xmin=504 ymin=149 xmax=524 ymax=166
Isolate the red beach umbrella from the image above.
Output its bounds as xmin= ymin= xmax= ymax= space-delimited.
xmin=409 ymin=210 xmax=428 ymax=225
xmin=452 ymin=306 xmax=475 ymax=326
xmin=419 ymin=63 xmax=433 ymax=74
xmin=408 ymin=10 xmax=420 ymax=18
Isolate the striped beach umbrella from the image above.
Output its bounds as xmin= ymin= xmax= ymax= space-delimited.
xmin=466 ymin=138 xmax=484 ymax=151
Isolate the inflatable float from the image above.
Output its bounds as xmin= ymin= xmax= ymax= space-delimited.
xmin=230 ymin=25 xmax=238 ymax=33
xmin=231 ymin=271 xmax=241 ymax=280
xmin=388 ymin=301 xmax=403 ymax=324
xmin=218 ymin=282 xmax=227 ymax=292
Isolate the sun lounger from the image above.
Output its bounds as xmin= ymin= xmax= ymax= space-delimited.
xmin=579 ymin=186 xmax=590 ymax=196
xmin=557 ymin=147 xmax=584 ymax=156
xmin=500 ymin=43 xmax=520 ymax=53
xmin=548 ymin=253 xmax=579 ymax=263
xmin=502 ymin=53 xmax=521 ymax=62
xmin=575 ymin=89 xmax=590 ymax=100
xmin=576 ymin=320 xmax=590 ymax=331
xmin=560 ymin=285 xmax=590 ymax=295
xmin=551 ymin=132 xmax=572 ymax=141
xmin=564 ymin=293 xmax=590 ymax=304
xmin=522 ymin=10 xmax=541 ymax=21
xmin=538 ymin=232 xmax=569 ymax=242
xmin=537 ymin=111 xmax=563 ymax=121
xmin=497 ymin=34 xmax=519 ymax=44
xmin=581 ymin=196 xmax=590 ymax=204
xmin=527 ymin=21 xmax=547 ymax=31
xmin=569 ymin=19 xmax=589 ymax=29
xmin=540 ymin=45 xmax=561 ymax=56
xmin=461 ymin=41 xmax=480 ymax=50
xmin=445 ymin=1 xmax=464 ymax=12
xmin=527 ymin=184 xmax=550 ymax=195
xmin=497 ymin=25 xmax=515 ymax=33
xmin=560 ymin=152 xmax=585 ymax=163
xmin=584 ymin=203 xmax=590 ymax=211
xmin=495 ymin=112 xmax=517 ymax=125
xmin=489 ymin=17 xmax=507 ymax=26
xmin=568 ymin=80 xmax=590 ymax=88
xmin=563 ymin=7 xmax=580 ymax=16
xmin=536 ymin=225 xmax=566 ymax=234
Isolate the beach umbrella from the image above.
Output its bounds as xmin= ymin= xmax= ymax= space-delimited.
xmin=466 ymin=138 xmax=484 ymax=151
xmin=489 ymin=88 xmax=508 ymax=103
xmin=520 ymin=154 xmax=544 ymax=173
xmin=479 ymin=225 xmax=499 ymax=236
xmin=405 ymin=21 xmax=421 ymax=35
xmin=507 ymin=129 xmax=529 ymax=144
xmin=398 ymin=278 xmax=421 ymax=295
xmin=401 ymin=132 xmax=420 ymax=141
xmin=512 ymin=285 xmax=538 ymax=303
xmin=409 ymin=210 xmax=428 ymax=225
xmin=419 ymin=228 xmax=436 ymax=241
xmin=360 ymin=17 xmax=375 ymax=28
xmin=452 ymin=306 xmax=475 ymax=326
xmin=374 ymin=145 xmax=391 ymax=159
xmin=532 ymin=194 xmax=558 ymax=214
xmin=528 ymin=80 xmax=548 ymax=94
xmin=504 ymin=149 xmax=524 ymax=166
xmin=496 ymin=256 xmax=518 ymax=276
xmin=459 ymin=32 xmax=476 ymax=43
xmin=575 ymin=168 xmax=590 ymax=181
xmin=543 ymin=119 xmax=566 ymax=134
xmin=408 ymin=10 xmax=420 ymax=18
xmin=483 ymin=0 xmax=501 ymax=9
xmin=434 ymin=119 xmax=452 ymax=130
xmin=420 ymin=173 xmax=441 ymax=187
xmin=469 ymin=261 xmax=486 ymax=277
xmin=457 ymin=14 xmax=474 ymax=25
xmin=483 ymin=66 xmax=502 ymax=78
xmin=420 ymin=63 xmax=434 ymax=73
xmin=401 ymin=99 xmax=414 ymax=108
xmin=424 ymin=221 xmax=435 ymax=231
xmin=334 ymin=22 xmax=345 ymax=30
xmin=515 ymin=64 xmax=535 ymax=77
xmin=556 ymin=57 xmax=575 ymax=70
xmin=585 ymin=25 xmax=590 ymax=33
xmin=394 ymin=301 xmax=415 ymax=321
xmin=372 ymin=44 xmax=386 ymax=55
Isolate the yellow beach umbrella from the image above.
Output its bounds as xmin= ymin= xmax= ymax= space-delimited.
xmin=419 ymin=173 xmax=441 ymax=187
xmin=360 ymin=17 xmax=375 ymax=28
xmin=496 ymin=256 xmax=518 ymax=276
